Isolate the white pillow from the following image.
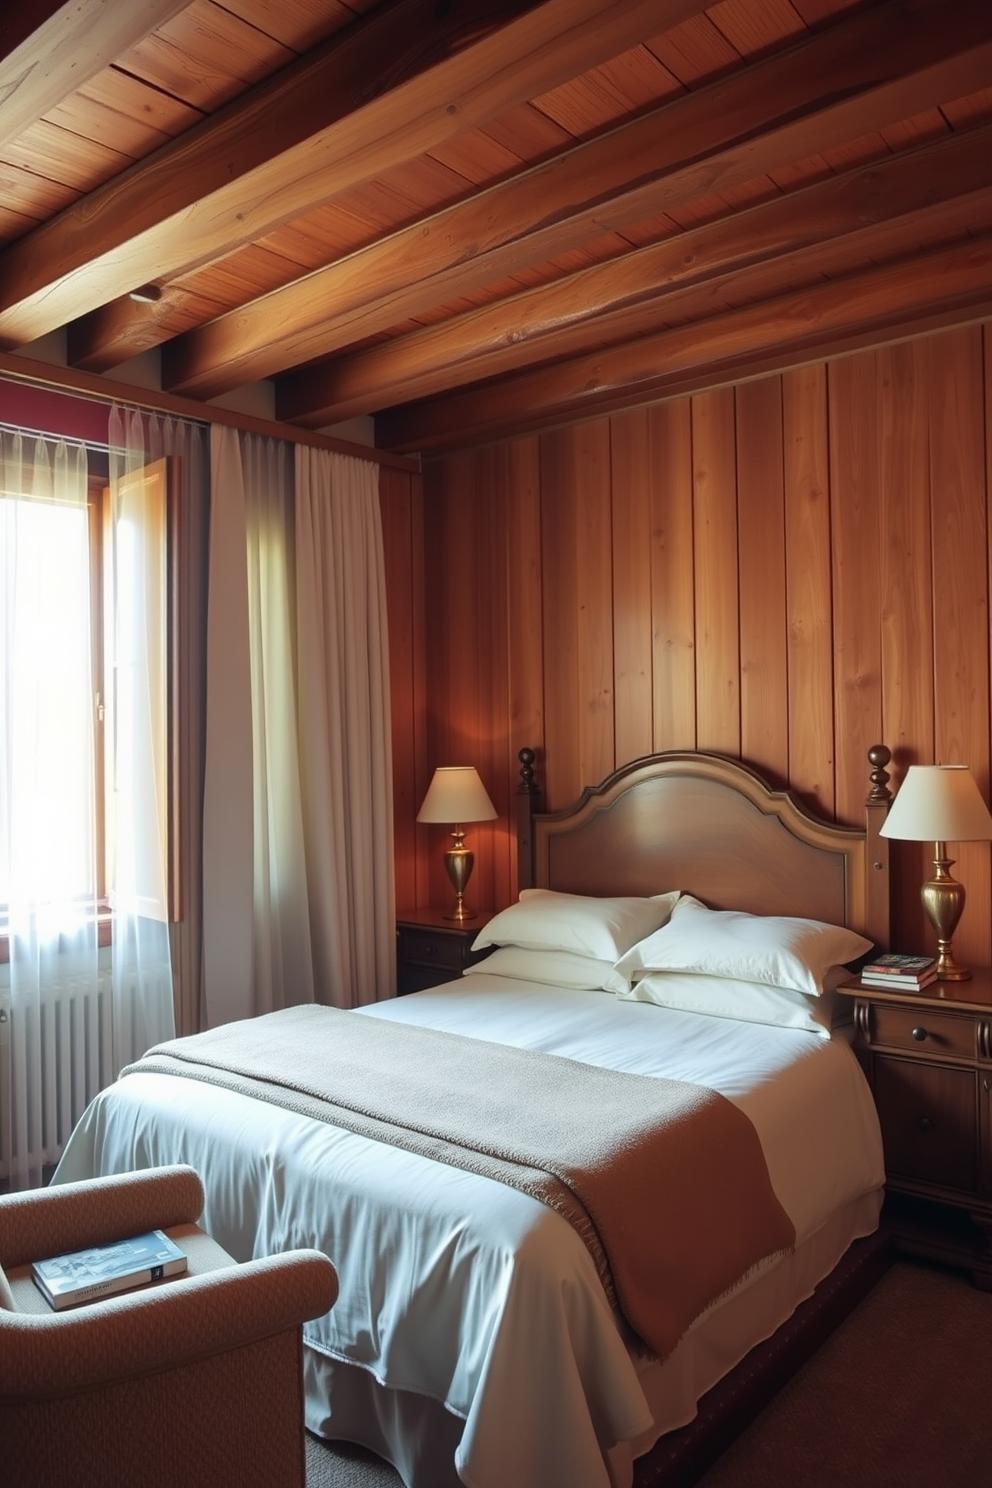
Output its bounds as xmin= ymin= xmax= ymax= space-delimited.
xmin=468 ymin=945 xmax=616 ymax=990
xmin=617 ymin=969 xmax=853 ymax=1038
xmin=608 ymin=895 xmax=871 ymax=997
xmin=472 ymin=889 xmax=681 ymax=960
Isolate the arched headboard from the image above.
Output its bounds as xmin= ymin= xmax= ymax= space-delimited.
xmin=516 ymin=746 xmax=892 ymax=949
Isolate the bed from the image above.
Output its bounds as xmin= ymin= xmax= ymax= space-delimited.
xmin=53 ymin=746 xmax=893 ymax=1488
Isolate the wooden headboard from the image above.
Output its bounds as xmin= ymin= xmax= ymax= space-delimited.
xmin=516 ymin=747 xmax=893 ymax=949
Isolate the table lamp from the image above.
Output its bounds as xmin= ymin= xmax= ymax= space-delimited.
xmin=416 ymin=766 xmax=497 ymax=921
xmin=880 ymin=764 xmax=992 ymax=980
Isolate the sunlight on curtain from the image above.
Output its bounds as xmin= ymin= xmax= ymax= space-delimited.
xmin=0 ymin=429 xmax=97 ymax=1189
xmin=109 ymin=407 xmax=206 ymax=1065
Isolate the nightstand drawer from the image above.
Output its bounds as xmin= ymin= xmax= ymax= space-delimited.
xmin=395 ymin=911 xmax=493 ymax=996
xmin=397 ymin=925 xmax=471 ymax=974
xmin=873 ymin=1055 xmax=979 ymax=1194
xmin=869 ymin=1002 xmax=977 ymax=1062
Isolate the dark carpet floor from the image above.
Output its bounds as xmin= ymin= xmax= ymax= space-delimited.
xmin=305 ymin=1258 xmax=992 ymax=1488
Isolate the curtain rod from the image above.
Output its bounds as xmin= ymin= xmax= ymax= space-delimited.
xmin=0 ymin=353 xmax=421 ymax=475
xmin=0 ymin=418 xmax=110 ymax=456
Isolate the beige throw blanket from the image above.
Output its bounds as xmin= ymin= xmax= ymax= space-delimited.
xmin=125 ymin=1004 xmax=795 ymax=1360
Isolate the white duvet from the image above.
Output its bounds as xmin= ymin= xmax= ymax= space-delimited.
xmin=54 ymin=974 xmax=885 ymax=1488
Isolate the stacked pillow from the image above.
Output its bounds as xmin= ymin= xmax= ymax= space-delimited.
xmin=471 ymin=888 xmax=681 ymax=990
xmin=470 ymin=888 xmax=871 ymax=1037
xmin=604 ymin=894 xmax=872 ymax=1036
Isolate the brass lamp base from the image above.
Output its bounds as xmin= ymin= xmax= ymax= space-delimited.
xmin=443 ymin=829 xmax=477 ymax=921
xmin=923 ymin=843 xmax=970 ymax=980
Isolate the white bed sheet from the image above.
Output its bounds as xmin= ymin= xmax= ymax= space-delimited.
xmin=54 ymin=974 xmax=885 ymax=1488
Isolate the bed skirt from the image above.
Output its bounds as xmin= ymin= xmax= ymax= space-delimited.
xmin=304 ymin=1187 xmax=882 ymax=1488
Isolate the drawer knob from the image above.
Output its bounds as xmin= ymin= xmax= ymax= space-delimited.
xmin=917 ymin=1115 xmax=935 ymax=1133
xmin=911 ymin=1026 xmax=928 ymax=1042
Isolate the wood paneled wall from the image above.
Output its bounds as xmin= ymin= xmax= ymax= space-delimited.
xmin=381 ymin=320 xmax=992 ymax=965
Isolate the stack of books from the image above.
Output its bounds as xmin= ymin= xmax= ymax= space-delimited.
xmin=860 ymin=953 xmax=938 ymax=991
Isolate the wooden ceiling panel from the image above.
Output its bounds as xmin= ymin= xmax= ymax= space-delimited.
xmin=644 ymin=11 xmax=745 ymax=86
xmin=114 ymin=0 xmax=297 ymax=109
xmin=529 ymin=45 xmax=683 ymax=136
xmin=2 ymin=0 xmax=990 ymax=455
xmin=224 ymin=0 xmax=366 ymax=49
xmin=3 ymin=120 xmax=131 ymax=192
xmin=45 ymin=72 xmax=201 ymax=157
xmin=478 ymin=102 xmax=574 ymax=159
xmin=0 ymin=161 xmax=79 ymax=238
xmin=185 ymin=244 xmax=315 ymax=306
xmin=426 ymin=129 xmax=528 ymax=186
xmin=707 ymin=0 xmax=809 ymax=58
xmin=263 ymin=201 xmax=394 ymax=262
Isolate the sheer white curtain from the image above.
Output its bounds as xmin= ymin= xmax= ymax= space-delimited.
xmin=295 ymin=444 xmax=394 ymax=1006
xmin=109 ymin=407 xmax=208 ymax=1065
xmin=203 ymin=429 xmax=393 ymax=1024
xmin=1 ymin=430 xmax=97 ymax=1189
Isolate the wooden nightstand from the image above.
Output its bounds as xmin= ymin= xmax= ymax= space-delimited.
xmin=395 ymin=907 xmax=495 ymax=996
xmin=837 ymin=969 xmax=992 ymax=1288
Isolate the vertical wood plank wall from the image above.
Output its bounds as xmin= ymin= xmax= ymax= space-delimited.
xmin=381 ymin=321 xmax=992 ymax=964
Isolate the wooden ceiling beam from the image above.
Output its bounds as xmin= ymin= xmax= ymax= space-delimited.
xmin=375 ymin=235 xmax=992 ymax=453
xmin=270 ymin=127 xmax=992 ymax=424
xmin=0 ymin=0 xmax=711 ymax=346
xmin=158 ymin=0 xmax=992 ymax=406
xmin=0 ymin=0 xmax=190 ymax=153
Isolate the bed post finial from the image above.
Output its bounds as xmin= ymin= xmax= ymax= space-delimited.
xmin=865 ymin=744 xmax=892 ymax=952
xmin=867 ymin=743 xmax=892 ymax=803
xmin=516 ymin=748 xmax=540 ymax=893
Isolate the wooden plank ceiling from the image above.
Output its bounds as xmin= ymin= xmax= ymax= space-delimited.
xmin=2 ymin=0 xmax=992 ymax=455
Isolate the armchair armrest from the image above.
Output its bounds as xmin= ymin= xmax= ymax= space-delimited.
xmin=0 ymin=1165 xmax=205 ymax=1269
xmin=0 ymin=1247 xmax=339 ymax=1402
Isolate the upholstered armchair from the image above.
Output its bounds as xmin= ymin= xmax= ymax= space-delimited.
xmin=0 ymin=1164 xmax=339 ymax=1488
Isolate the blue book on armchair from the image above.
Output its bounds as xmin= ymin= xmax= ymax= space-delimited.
xmin=32 ymin=1229 xmax=187 ymax=1310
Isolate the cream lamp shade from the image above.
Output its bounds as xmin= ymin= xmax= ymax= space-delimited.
xmin=417 ymin=766 xmax=497 ymax=922
xmin=880 ymin=764 xmax=992 ymax=980
xmin=416 ymin=766 xmax=497 ymax=827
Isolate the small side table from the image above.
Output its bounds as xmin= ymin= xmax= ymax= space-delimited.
xmin=395 ymin=906 xmax=495 ymax=996
xmin=836 ymin=968 xmax=992 ymax=1288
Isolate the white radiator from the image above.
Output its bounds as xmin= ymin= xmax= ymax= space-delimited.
xmin=0 ymin=969 xmax=114 ymax=1184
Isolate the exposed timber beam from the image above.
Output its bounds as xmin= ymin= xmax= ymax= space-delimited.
xmin=155 ymin=0 xmax=992 ymax=406
xmin=269 ymin=126 xmax=992 ymax=424
xmin=0 ymin=0 xmax=190 ymax=153
xmin=0 ymin=0 xmax=713 ymax=345
xmin=375 ymin=235 xmax=992 ymax=453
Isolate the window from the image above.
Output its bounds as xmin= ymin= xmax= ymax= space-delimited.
xmin=0 ymin=435 xmax=170 ymax=948
xmin=0 ymin=477 xmax=96 ymax=921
